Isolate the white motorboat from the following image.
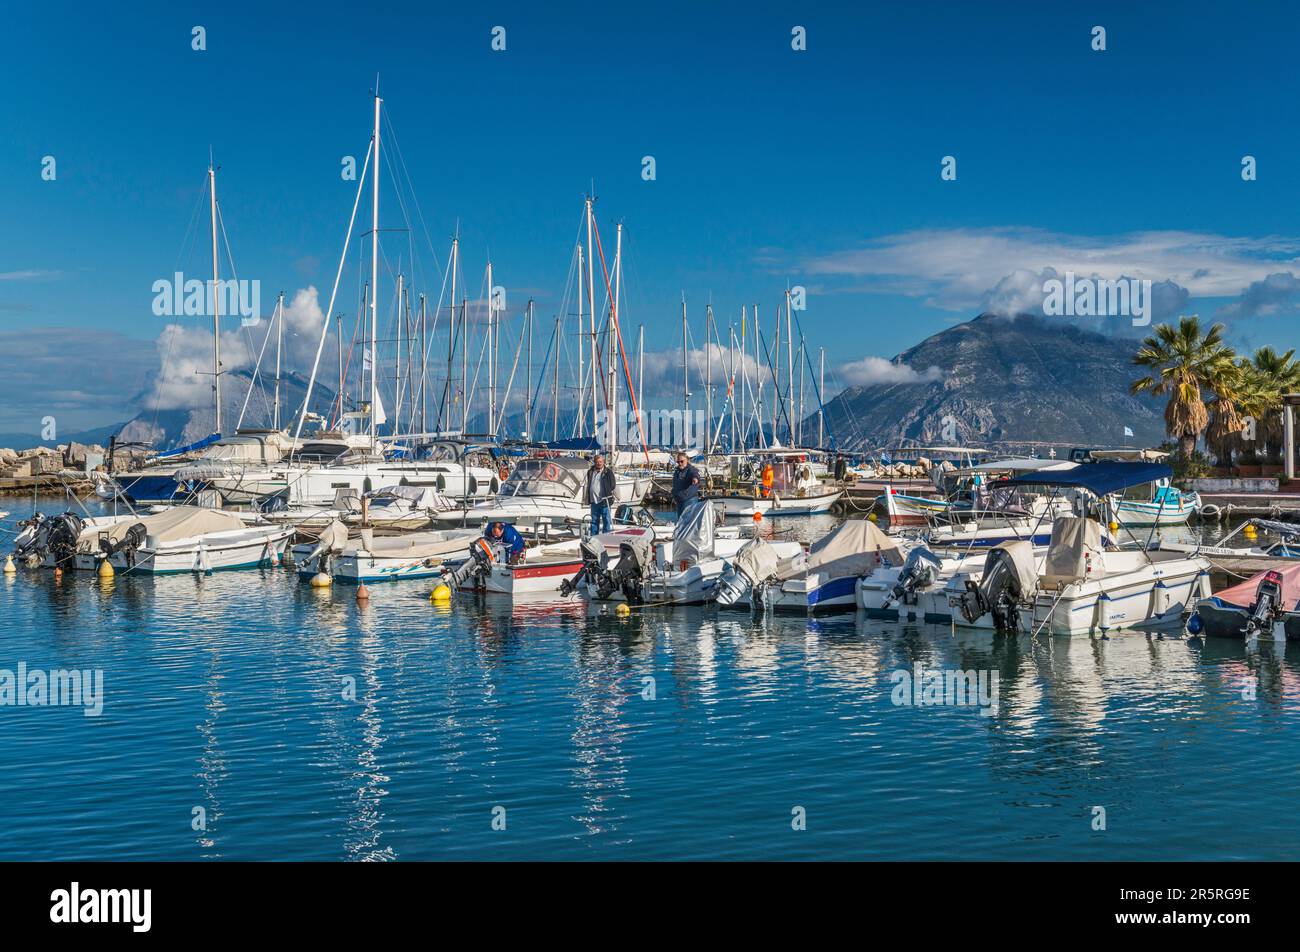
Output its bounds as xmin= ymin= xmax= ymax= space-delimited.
xmin=562 ymin=501 xmax=801 ymax=605
xmin=432 ymin=456 xmax=646 ymax=530
xmin=293 ymin=520 xmax=482 ymax=583
xmin=722 ymin=519 xmax=906 ymax=612
xmin=705 ymin=457 xmax=842 ymax=517
xmin=945 ymin=461 xmax=1212 ymax=635
xmin=16 ymin=507 xmax=292 ymax=574
xmin=265 ymin=484 xmax=456 ymax=532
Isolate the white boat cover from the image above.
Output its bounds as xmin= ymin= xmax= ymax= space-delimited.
xmin=312 ymin=519 xmax=351 ymax=558
xmin=356 ymin=528 xmax=480 ymax=560
xmin=1042 ymin=517 xmax=1104 ymax=586
xmin=805 ymin=519 xmax=905 ymax=586
xmin=674 ymin=500 xmax=716 ymax=566
xmin=94 ymin=507 xmax=249 ymax=546
xmin=731 ymin=537 xmax=783 ymax=584
xmin=369 ymin=485 xmax=453 ymax=510
xmin=1213 ymin=563 xmax=1300 ymax=609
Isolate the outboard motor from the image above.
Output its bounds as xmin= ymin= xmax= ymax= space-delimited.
xmin=882 ymin=547 xmax=943 ymax=610
xmin=45 ymin=512 xmax=85 ymax=571
xmin=560 ymin=537 xmax=610 ymax=597
xmin=714 ymin=538 xmax=782 ymax=608
xmin=100 ymin=522 xmax=147 ymax=568
xmin=958 ymin=545 xmax=1027 ymax=632
xmin=443 ymin=538 xmax=503 ymax=589
xmin=609 ymin=535 xmax=654 ymax=603
xmin=1246 ymin=570 xmax=1286 ymax=638
xmin=13 ymin=512 xmax=49 ymax=565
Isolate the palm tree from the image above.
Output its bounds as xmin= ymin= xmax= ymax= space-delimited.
xmin=1206 ymin=357 xmax=1274 ymax=466
xmin=1131 ymin=316 xmax=1234 ymax=459
xmin=1250 ymin=347 xmax=1300 ymax=460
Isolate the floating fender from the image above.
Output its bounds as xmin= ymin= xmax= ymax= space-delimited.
xmin=1187 ymin=612 xmax=1203 ymax=635
xmin=1097 ymin=591 xmax=1112 ymax=632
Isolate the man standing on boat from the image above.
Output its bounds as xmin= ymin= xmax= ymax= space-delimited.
xmin=486 ymin=521 xmax=525 ymax=564
xmin=585 ymin=453 xmax=616 ymax=535
xmin=672 ymin=451 xmax=701 ymax=517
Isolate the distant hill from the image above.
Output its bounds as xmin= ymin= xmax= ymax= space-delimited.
xmin=114 ymin=370 xmax=336 ymax=450
xmin=0 ymin=422 xmax=126 ymax=452
xmin=816 ymin=313 xmax=1167 ymax=451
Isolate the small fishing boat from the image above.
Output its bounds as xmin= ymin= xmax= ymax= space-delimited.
xmin=705 ymin=458 xmax=842 ymax=517
xmin=1190 ymin=564 xmax=1300 ymax=640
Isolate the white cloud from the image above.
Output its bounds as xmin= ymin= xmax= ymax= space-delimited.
xmin=802 ymin=227 xmax=1300 ymax=313
xmin=837 ymin=356 xmax=943 ymax=388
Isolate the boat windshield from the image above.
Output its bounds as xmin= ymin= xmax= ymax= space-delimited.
xmin=499 ymin=459 xmax=582 ymax=498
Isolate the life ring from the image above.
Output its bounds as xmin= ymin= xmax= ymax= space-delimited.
xmin=498 ymin=464 xmax=511 ymax=481
xmin=543 ymin=462 xmax=560 ymax=482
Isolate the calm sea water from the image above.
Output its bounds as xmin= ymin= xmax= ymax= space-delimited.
xmin=1 ymin=502 xmax=1296 ymax=860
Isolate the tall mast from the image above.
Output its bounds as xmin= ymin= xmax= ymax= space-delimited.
xmin=754 ymin=304 xmax=764 ymax=448
xmin=681 ymin=295 xmax=689 ymax=426
xmin=208 ymin=162 xmax=222 ymax=435
xmin=273 ymin=291 xmax=284 ymax=430
xmin=637 ymin=323 xmax=644 ymax=439
xmin=395 ymin=272 xmax=404 ymax=430
xmin=487 ymin=261 xmax=496 ymax=439
xmin=336 ymin=313 xmax=345 ymax=427
xmin=586 ymin=198 xmax=597 ymax=436
xmin=608 ymin=222 xmax=622 ymax=456
xmin=368 ymin=90 xmax=381 ymax=445
xmin=705 ymin=303 xmax=713 ymax=454
xmin=419 ymin=293 xmax=428 ymax=435
xmin=818 ymin=346 xmax=825 ymax=448
xmin=576 ymin=242 xmax=584 ymax=437
xmin=526 ymin=298 xmax=534 ymax=440
xmin=552 ymin=314 xmax=560 ymax=441
xmin=740 ymin=307 xmax=747 ymax=450
xmin=446 ymin=237 xmax=458 ymax=430
xmin=460 ymin=296 xmax=468 ymax=432
xmin=797 ymin=336 xmax=805 ymax=446
xmin=784 ymin=288 xmax=794 ymax=446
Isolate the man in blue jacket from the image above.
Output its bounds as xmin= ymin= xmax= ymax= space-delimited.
xmin=485 ymin=521 xmax=525 ymax=564
xmin=584 ymin=453 xmax=617 ymax=534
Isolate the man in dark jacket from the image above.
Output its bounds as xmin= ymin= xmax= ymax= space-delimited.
xmin=584 ymin=453 xmax=617 ymax=534
xmin=671 ymin=452 xmax=701 ymax=516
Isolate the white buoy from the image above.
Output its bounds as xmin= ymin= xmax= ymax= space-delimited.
xmin=2 ymin=554 xmax=15 ymax=575
xmin=310 ymin=572 xmax=332 ymax=588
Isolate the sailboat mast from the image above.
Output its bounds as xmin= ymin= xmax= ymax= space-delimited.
xmin=552 ymin=314 xmax=560 ymax=441
xmin=526 ymin=298 xmax=534 ymax=440
xmin=705 ymin=303 xmax=713 ymax=454
xmin=681 ymin=296 xmax=688 ymax=425
xmin=608 ymin=222 xmax=621 ymax=456
xmin=395 ymin=272 xmax=404 ymax=430
xmin=419 ymin=293 xmax=428 ymax=435
xmin=447 ymin=237 xmax=458 ymax=431
xmin=818 ymin=346 xmax=825 ymax=448
xmin=785 ymin=288 xmax=794 ymax=446
xmin=208 ymin=163 xmax=222 ymax=435
xmin=637 ymin=323 xmax=644 ymax=439
xmin=336 ymin=313 xmax=345 ymax=426
xmin=273 ymin=291 xmax=284 ymax=430
xmin=460 ymin=296 xmax=468 ymax=432
xmin=576 ymin=243 xmax=585 ymax=437
xmin=369 ymin=91 xmax=381 ymax=445
xmin=586 ymin=199 xmax=597 ymax=436
xmin=487 ymin=261 xmax=495 ymax=439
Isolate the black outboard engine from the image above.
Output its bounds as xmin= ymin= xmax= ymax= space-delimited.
xmin=610 ymin=536 xmax=654 ymax=603
xmin=443 ymin=538 xmax=502 ymax=589
xmin=13 ymin=512 xmax=49 ymax=565
xmin=100 ymin=522 xmax=147 ymax=568
xmin=883 ymin=547 xmax=943 ymax=610
xmin=1246 ymin=570 xmax=1286 ymax=637
xmin=958 ymin=545 xmax=1027 ymax=632
xmin=561 ymin=538 xmax=610 ymax=597
xmin=45 ymin=512 xmax=85 ymax=571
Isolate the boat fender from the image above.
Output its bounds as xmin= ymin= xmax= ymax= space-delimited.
xmin=1186 ymin=612 xmax=1203 ymax=635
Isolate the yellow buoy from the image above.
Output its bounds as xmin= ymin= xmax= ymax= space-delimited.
xmin=614 ymin=602 xmax=631 ymax=616
xmin=97 ymin=560 xmax=115 ymax=579
xmin=867 ymin=512 xmax=878 ymax=522
xmin=430 ymin=583 xmax=451 ymax=603
xmin=1244 ymin=524 xmax=1258 ymax=537
xmin=1108 ymin=521 xmax=1120 ymax=532
xmin=3 ymin=555 xmax=15 ymax=575
xmin=310 ymin=572 xmax=332 ymax=588
xmin=355 ymin=583 xmax=370 ymax=602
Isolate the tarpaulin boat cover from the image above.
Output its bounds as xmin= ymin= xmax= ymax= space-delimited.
xmin=355 ymin=528 xmax=480 ymax=560
xmin=1041 ymin=517 xmax=1104 ymax=586
xmin=369 ymin=485 xmax=454 ymax=511
xmin=312 ymin=519 xmax=351 ymax=558
xmin=94 ymin=507 xmax=248 ymax=547
xmin=991 ymin=540 xmax=1040 ymax=595
xmin=731 ymin=538 xmax=783 ymax=585
xmin=804 ymin=519 xmax=905 ymax=586
xmin=673 ymin=500 xmax=716 ymax=566
xmin=1213 ymin=563 xmax=1300 ymax=610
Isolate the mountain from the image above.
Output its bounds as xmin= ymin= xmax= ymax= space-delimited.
xmin=114 ymin=370 xmax=336 ymax=450
xmin=816 ymin=313 xmax=1167 ymax=451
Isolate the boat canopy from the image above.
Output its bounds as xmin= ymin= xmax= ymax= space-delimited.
xmin=965 ymin=457 xmax=1077 ymax=473
xmin=1213 ymin=563 xmax=1300 ymax=610
xmin=805 ymin=519 xmax=905 ymax=583
xmin=92 ymin=507 xmax=247 ymax=547
xmin=993 ymin=461 xmax=1172 ymax=496
xmin=673 ymin=500 xmax=716 ymax=565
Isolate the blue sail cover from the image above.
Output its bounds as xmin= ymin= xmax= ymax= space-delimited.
xmin=993 ymin=460 xmax=1173 ymax=496
xmin=155 ymin=432 xmax=222 ymax=459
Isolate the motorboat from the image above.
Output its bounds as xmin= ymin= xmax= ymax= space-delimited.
xmin=293 ymin=520 xmax=482 ymax=583
xmin=705 ymin=456 xmax=842 ymax=517
xmin=561 ymin=500 xmax=801 ymax=605
xmin=948 ymin=462 xmax=1212 ymax=635
xmin=14 ymin=506 xmax=292 ymax=574
xmin=263 ymin=484 xmax=456 ymax=533
xmin=1190 ymin=564 xmax=1300 ymax=641
xmin=719 ymin=518 xmax=906 ymax=612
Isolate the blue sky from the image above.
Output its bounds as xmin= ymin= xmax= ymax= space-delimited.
xmin=3 ymin=1 xmax=1300 ymax=434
